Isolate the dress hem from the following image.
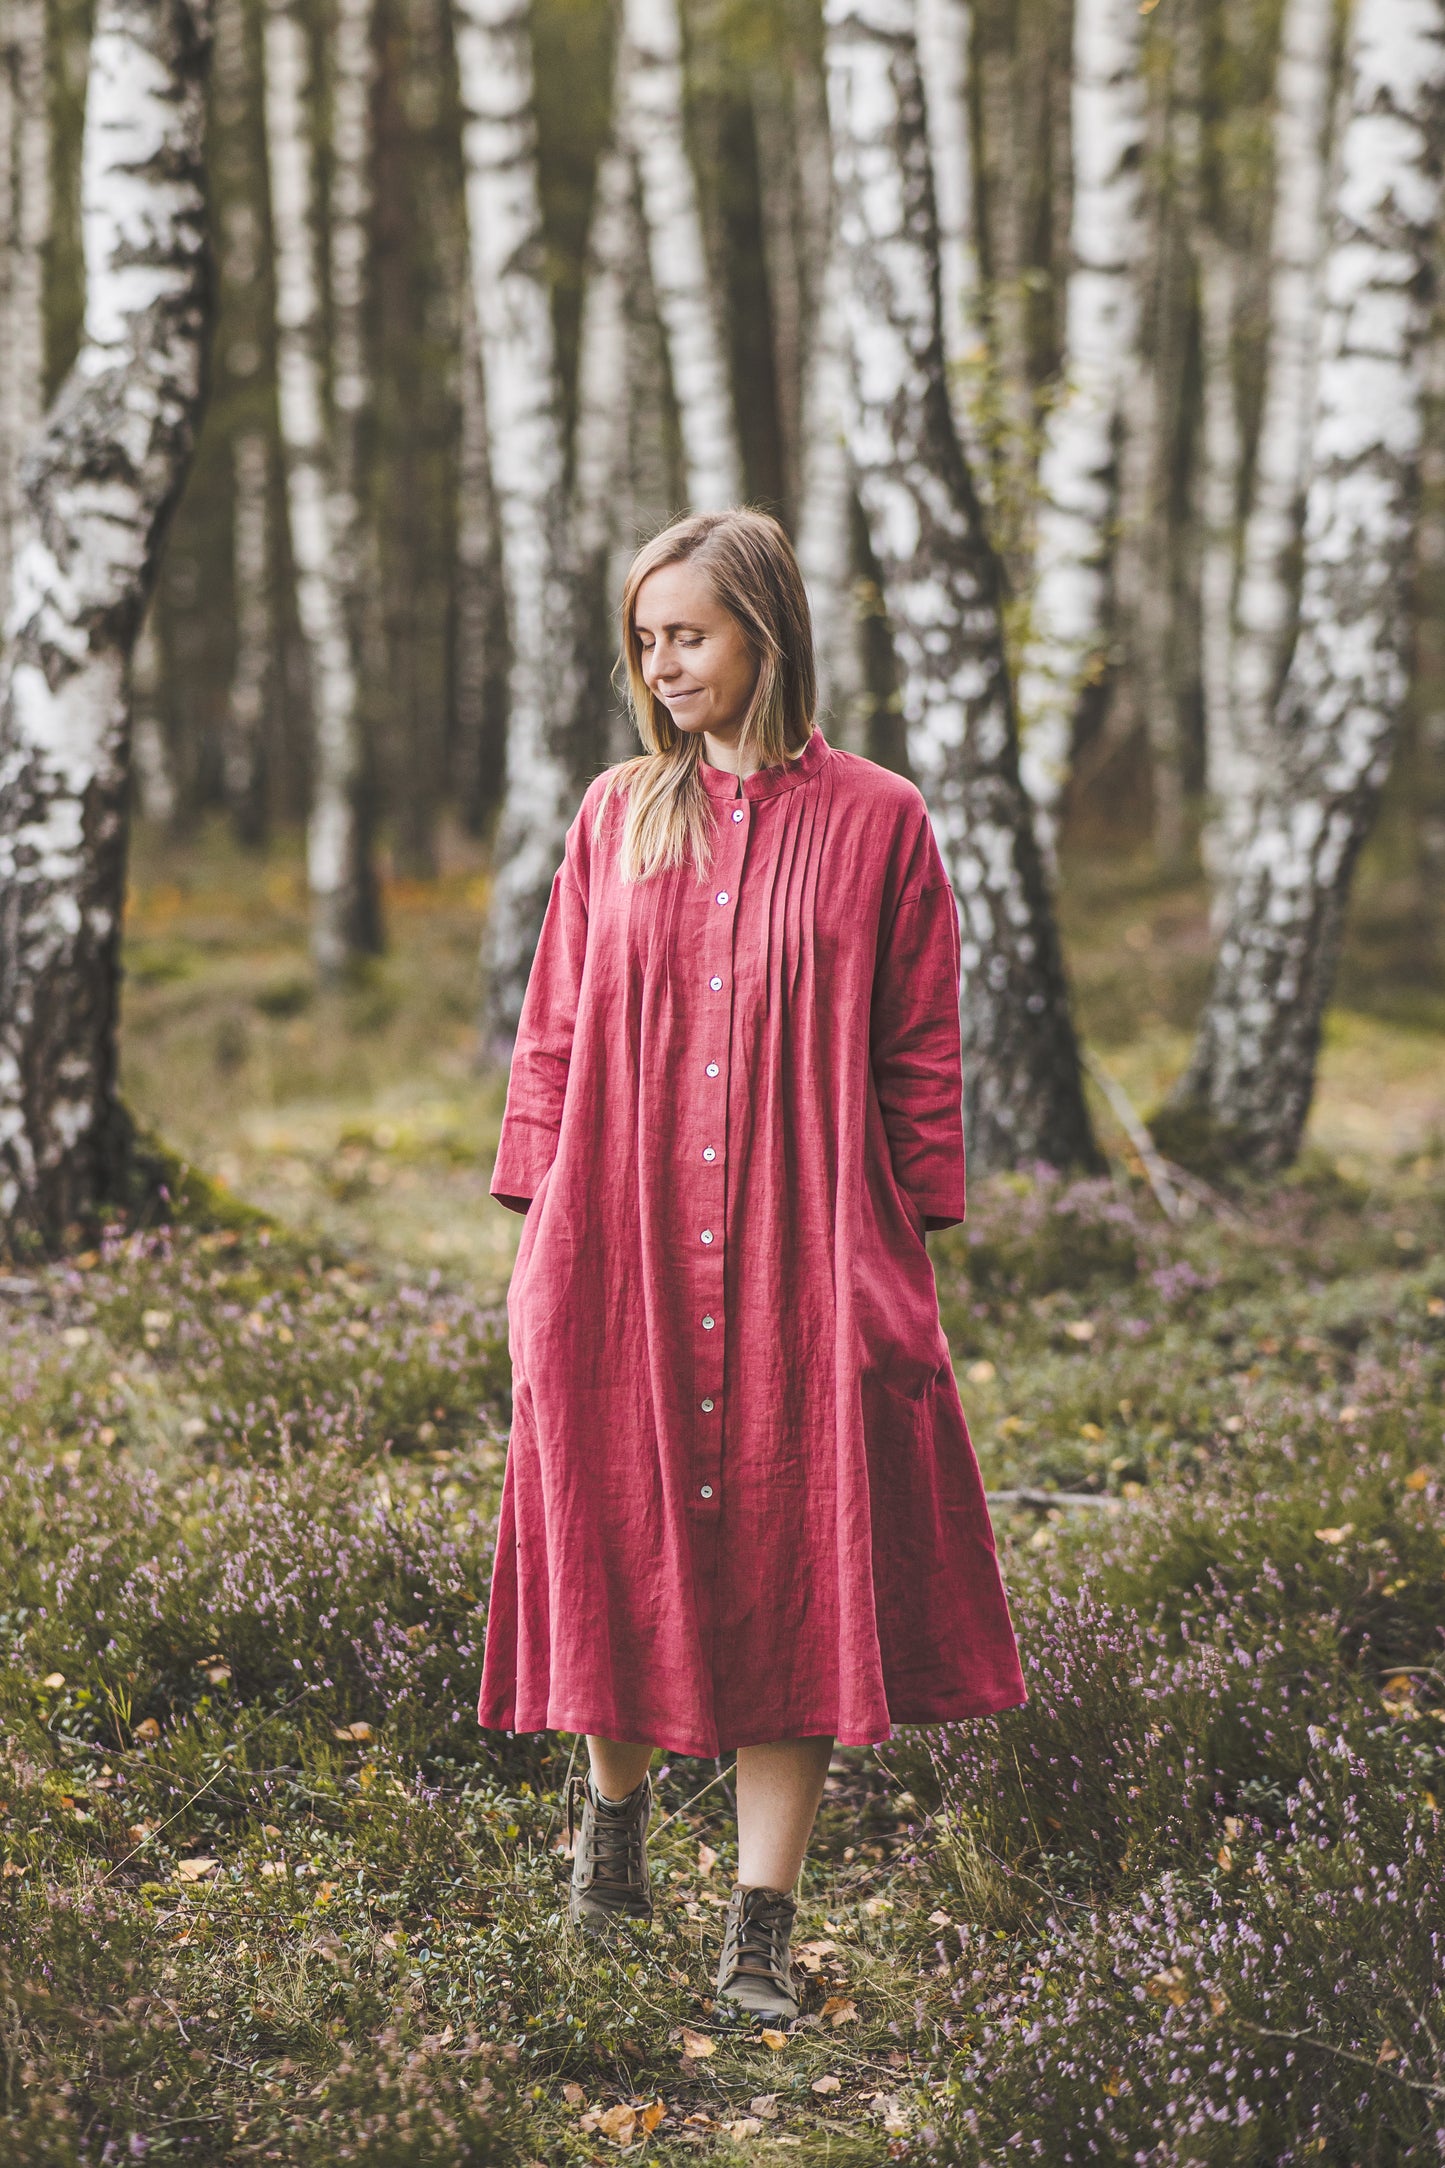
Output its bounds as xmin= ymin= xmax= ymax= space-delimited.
xmin=476 ymin=1688 xmax=1028 ymax=1760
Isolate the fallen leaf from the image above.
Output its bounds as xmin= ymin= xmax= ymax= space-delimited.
xmin=1377 ymin=2040 xmax=1399 ymax=2065
xmin=749 ymin=2094 xmax=778 ymax=2119
xmin=1147 ymin=1966 xmax=1190 ymax=2008
xmin=811 ymin=2073 xmax=842 ymax=2095
xmin=863 ymin=1896 xmax=893 ymax=1916
xmin=640 ymin=2100 xmax=665 ymax=2134
xmin=760 ymin=2028 xmax=789 ymax=2051
xmin=205 ymin=1665 xmax=232 ymax=1687
xmin=724 ymin=2119 xmax=763 ymax=2140
xmin=1216 ymin=1846 xmax=1233 ymax=1872
xmin=697 ymin=1841 xmax=718 ymax=1878
xmin=965 ymin=1359 xmax=995 ymax=1383
xmin=134 ymin=1718 xmax=161 ymax=1743
xmin=822 ymin=1996 xmax=857 ymax=2028
xmin=40 ymin=1673 xmax=65 ymax=1692
xmin=2 ymin=1862 xmax=26 ymax=1879
xmin=1313 ymin=1524 xmax=1354 ymax=1545
xmin=1405 ymin=1466 xmax=1430 ymax=1490
xmin=177 ymin=1857 xmax=219 ymax=1883
xmin=1063 ymin=1319 xmax=1095 ymax=1342
xmin=597 ymin=2103 xmax=637 ymax=2144
xmin=679 ymin=2028 xmax=716 ymax=2061
xmin=927 ymin=1908 xmax=952 ymax=1928
xmin=332 ymin=1722 xmax=374 ymax=1743
xmin=561 ymin=2082 xmax=586 ymax=2108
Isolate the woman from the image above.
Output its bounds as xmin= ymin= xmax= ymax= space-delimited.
xmin=480 ymin=508 xmax=1024 ymax=2021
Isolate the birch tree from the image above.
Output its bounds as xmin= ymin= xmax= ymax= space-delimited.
xmin=1168 ymin=0 xmax=1445 ymax=1172
xmin=621 ymin=0 xmax=743 ymax=509
xmin=915 ymin=0 xmax=980 ymax=452
xmin=0 ymin=0 xmax=50 ymax=620
xmin=0 ymin=0 xmax=213 ymax=1247
xmin=453 ymin=0 xmax=578 ymax=1038
xmin=453 ymin=281 xmax=509 ymax=834
xmin=1220 ymin=0 xmax=1335 ymax=847
xmin=263 ymin=0 xmax=378 ymax=974
xmin=1014 ymin=0 xmax=1147 ymax=842
xmin=825 ymin=0 xmax=1098 ymax=1173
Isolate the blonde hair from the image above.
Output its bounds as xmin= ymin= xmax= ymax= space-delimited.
xmin=596 ymin=507 xmax=817 ymax=883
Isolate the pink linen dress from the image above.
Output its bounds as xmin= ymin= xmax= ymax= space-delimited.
xmin=479 ymin=729 xmax=1025 ymax=1755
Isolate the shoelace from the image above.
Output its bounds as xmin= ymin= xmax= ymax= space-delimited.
xmin=723 ymin=1888 xmax=795 ymax=1984
xmin=568 ymin=1777 xmax=646 ymax=1887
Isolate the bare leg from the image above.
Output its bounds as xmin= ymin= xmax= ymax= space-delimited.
xmin=586 ymin=1736 xmax=653 ymax=1799
xmin=735 ymin=1736 xmax=834 ymax=1890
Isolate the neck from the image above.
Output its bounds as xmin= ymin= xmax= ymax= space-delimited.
xmin=701 ymin=725 xmax=763 ymax=779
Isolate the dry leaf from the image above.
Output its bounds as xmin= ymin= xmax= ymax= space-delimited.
xmin=697 ymin=1842 xmax=718 ymax=1878
xmin=134 ymin=1718 xmax=161 ymax=1743
xmin=1216 ymin=1846 xmax=1233 ymax=1871
xmin=2 ymin=1862 xmax=26 ymax=1879
xmin=749 ymin=2094 xmax=778 ymax=2119
xmin=1147 ymin=1966 xmax=1190 ymax=2008
xmin=724 ymin=2119 xmax=763 ymax=2140
xmin=862 ymin=1896 xmax=892 ymax=1916
xmin=811 ymin=2073 xmax=842 ymax=2095
xmin=1313 ymin=1524 xmax=1354 ymax=1545
xmin=1377 ymin=2041 xmax=1399 ymax=2064
xmin=40 ymin=1673 xmax=65 ymax=1691
xmin=965 ymin=1359 xmax=995 ymax=1383
xmin=333 ymin=1722 xmax=374 ymax=1743
xmin=1063 ymin=1319 xmax=1095 ymax=1342
xmin=760 ymin=2028 xmax=789 ymax=2051
xmin=822 ymin=1996 xmax=857 ymax=2028
xmin=597 ymin=2103 xmax=637 ymax=2144
xmin=177 ymin=1857 xmax=219 ymax=1883
xmin=679 ymin=2028 xmax=716 ymax=2061
xmin=1405 ymin=1466 xmax=1430 ymax=1490
xmin=640 ymin=2100 xmax=665 ymax=2134
xmin=927 ymin=1909 xmax=952 ymax=1928
xmin=205 ymin=1665 xmax=232 ymax=1687
xmin=561 ymin=2082 xmax=586 ymax=2108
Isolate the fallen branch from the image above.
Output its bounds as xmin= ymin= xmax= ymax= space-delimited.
xmin=1081 ymin=1050 xmax=1251 ymax=1229
xmin=985 ymin=1487 xmax=1127 ymax=1510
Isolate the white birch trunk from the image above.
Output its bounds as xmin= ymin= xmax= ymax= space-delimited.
xmin=1225 ymin=0 xmax=1335 ymax=834
xmin=1170 ymin=0 xmax=1445 ymax=1172
xmin=329 ymin=0 xmax=374 ymax=531
xmin=825 ymin=0 xmax=1098 ymax=1172
xmin=621 ymin=0 xmax=742 ymax=509
xmin=452 ymin=0 xmax=578 ymax=1039
xmin=130 ymin=615 xmax=177 ymax=827
xmin=263 ymin=0 xmax=376 ymax=975
xmin=0 ymin=0 xmax=50 ymax=622
xmin=795 ymin=235 xmax=866 ymax=742
xmin=453 ymin=279 xmax=509 ymax=832
xmin=1196 ymin=233 xmax=1243 ymax=897
xmin=1015 ymin=0 xmax=1147 ymax=842
xmin=225 ymin=426 xmax=272 ymax=840
xmin=915 ymin=0 xmax=980 ymax=450
xmin=0 ymin=0 xmax=212 ymax=1245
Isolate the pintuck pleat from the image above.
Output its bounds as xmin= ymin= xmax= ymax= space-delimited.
xmin=481 ymin=731 xmax=1025 ymax=1757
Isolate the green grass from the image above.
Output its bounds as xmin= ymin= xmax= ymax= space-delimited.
xmin=1 ymin=830 xmax=1442 ymax=2162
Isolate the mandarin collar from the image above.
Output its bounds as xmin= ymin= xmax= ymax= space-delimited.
xmin=698 ymin=726 xmax=830 ymax=802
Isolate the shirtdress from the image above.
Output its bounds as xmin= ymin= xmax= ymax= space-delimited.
xmin=479 ymin=728 xmax=1026 ymax=1755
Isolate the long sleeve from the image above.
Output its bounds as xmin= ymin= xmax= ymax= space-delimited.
xmin=869 ymin=860 xmax=966 ymax=1230
xmin=489 ymin=819 xmax=592 ymax=1215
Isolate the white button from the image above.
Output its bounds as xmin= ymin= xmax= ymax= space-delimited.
xmin=709 ymin=975 xmax=723 ymax=991
xmin=732 ymin=808 xmax=744 ymax=823
xmin=705 ymin=1061 xmax=720 ymax=1077
xmin=702 ymin=1314 xmax=715 ymax=1329
xmin=700 ymin=1229 xmax=714 ymax=1244
xmin=700 ymin=1485 xmax=714 ymax=1499
xmin=702 ymin=1146 xmax=716 ymax=1162
xmin=701 ymin=1397 xmax=715 ymax=1412
xmin=716 ymin=890 xmax=730 ymax=905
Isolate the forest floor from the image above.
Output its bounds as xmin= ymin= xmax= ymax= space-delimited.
xmin=2 ymin=821 xmax=1443 ymax=2165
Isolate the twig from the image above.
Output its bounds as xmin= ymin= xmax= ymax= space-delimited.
xmin=651 ymin=1762 xmax=738 ymax=1841
xmin=986 ymin=1488 xmax=1127 ymax=1510
xmin=1080 ymin=1051 xmax=1186 ymax=1223
xmin=1237 ymin=2022 xmax=1445 ymax=2100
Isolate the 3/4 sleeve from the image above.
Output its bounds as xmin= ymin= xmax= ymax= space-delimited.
xmin=869 ymin=851 xmax=966 ymax=1231
xmin=489 ymin=814 xmax=592 ymax=1216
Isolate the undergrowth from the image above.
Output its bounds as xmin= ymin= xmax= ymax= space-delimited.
xmin=1 ymin=1154 xmax=1442 ymax=2162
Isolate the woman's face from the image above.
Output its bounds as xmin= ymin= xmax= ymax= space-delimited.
xmin=633 ymin=560 xmax=758 ymax=744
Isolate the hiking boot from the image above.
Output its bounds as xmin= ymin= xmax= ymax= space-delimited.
xmin=715 ymin=1884 xmax=799 ymax=2022
xmin=567 ymin=1772 xmax=653 ymax=1934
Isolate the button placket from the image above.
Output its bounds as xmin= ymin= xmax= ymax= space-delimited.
xmin=692 ymin=789 xmax=749 ymax=1514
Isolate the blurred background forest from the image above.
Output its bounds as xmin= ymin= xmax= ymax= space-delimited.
xmin=3 ymin=0 xmax=1445 ymax=1231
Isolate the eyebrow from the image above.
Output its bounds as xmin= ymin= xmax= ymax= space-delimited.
xmin=635 ymin=619 xmax=708 ymax=635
